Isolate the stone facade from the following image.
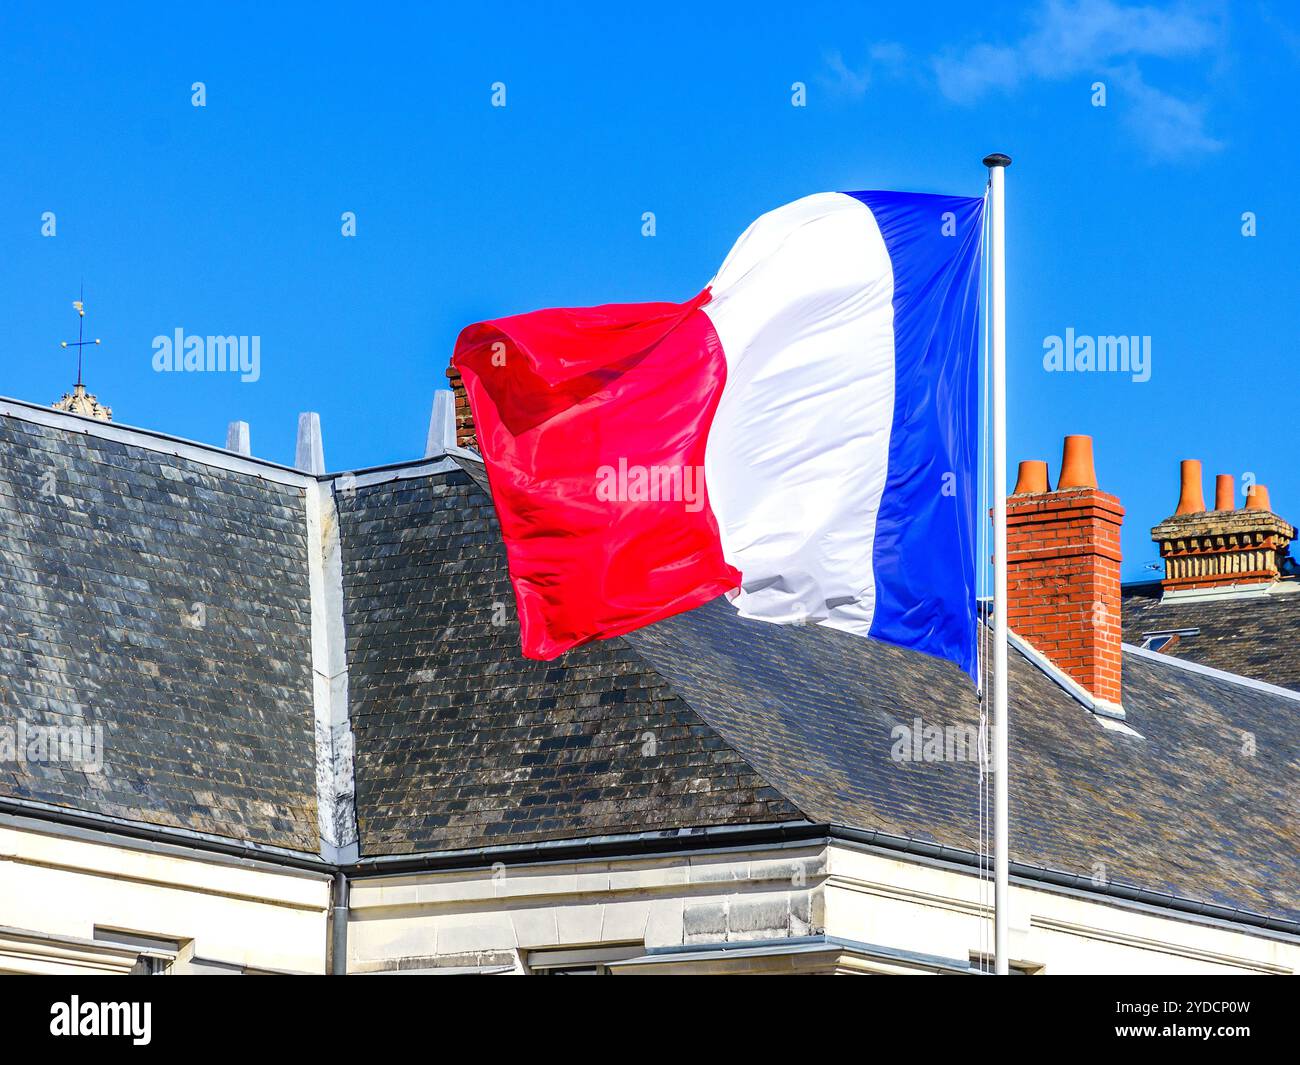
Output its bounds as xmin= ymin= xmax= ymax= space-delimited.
xmin=51 ymin=383 xmax=112 ymax=422
xmin=344 ymin=840 xmax=1300 ymax=975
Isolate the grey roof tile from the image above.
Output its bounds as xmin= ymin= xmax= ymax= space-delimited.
xmin=1122 ymin=582 xmax=1300 ymax=692
xmin=0 ymin=415 xmax=318 ymax=851
xmin=341 ymin=456 xmax=1299 ymax=925
xmin=3 ymin=410 xmax=1295 ymax=928
xmin=627 ymin=597 xmax=1300 ymax=925
xmin=335 ymin=462 xmax=801 ymax=854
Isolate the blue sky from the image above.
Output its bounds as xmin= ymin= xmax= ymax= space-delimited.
xmin=2 ymin=1 xmax=1297 ymax=578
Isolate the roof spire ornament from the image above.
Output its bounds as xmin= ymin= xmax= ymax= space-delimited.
xmin=52 ymin=287 xmax=111 ymax=421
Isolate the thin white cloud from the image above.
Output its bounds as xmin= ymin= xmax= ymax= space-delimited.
xmin=823 ymin=42 xmax=909 ymax=98
xmin=1260 ymin=4 xmax=1300 ymax=62
xmin=1110 ymin=64 xmax=1224 ymax=156
xmin=825 ymin=50 xmax=872 ymax=97
xmin=930 ymin=0 xmax=1225 ymax=161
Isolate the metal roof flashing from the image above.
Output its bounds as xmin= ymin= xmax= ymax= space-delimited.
xmin=1006 ymin=629 xmax=1132 ymax=726
xmin=1123 ymin=642 xmax=1300 ymax=704
xmin=0 ymin=393 xmax=477 ymax=488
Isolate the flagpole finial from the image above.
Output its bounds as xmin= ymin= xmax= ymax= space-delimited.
xmin=983 ymin=153 xmax=1012 ymax=169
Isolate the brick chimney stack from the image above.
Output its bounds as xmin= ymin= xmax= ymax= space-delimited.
xmin=1006 ymin=435 xmax=1125 ymax=710
xmin=445 ymin=364 xmax=478 ymax=452
xmin=1150 ymin=464 xmax=1294 ymax=595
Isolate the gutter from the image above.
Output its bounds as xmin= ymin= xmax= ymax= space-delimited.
xmin=344 ymin=818 xmax=1300 ymax=940
xmin=5 ymin=799 xmax=1295 ymax=944
xmin=0 ymin=393 xmax=469 ymax=490
xmin=0 ymin=797 xmax=332 ymax=875
xmin=0 ymin=395 xmax=314 ymax=487
xmin=339 ymin=820 xmax=826 ymax=877
xmin=827 ymin=824 xmax=1300 ymax=940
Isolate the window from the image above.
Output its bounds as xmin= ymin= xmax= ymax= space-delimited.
xmin=970 ymin=953 xmax=1042 ymax=975
xmin=94 ymin=928 xmax=181 ymax=975
xmin=1139 ymin=627 xmax=1199 ymax=652
xmin=526 ymin=945 xmax=643 ymax=975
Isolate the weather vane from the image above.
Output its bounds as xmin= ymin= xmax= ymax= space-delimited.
xmin=52 ymin=286 xmax=112 ymax=421
xmin=61 ymin=287 xmax=101 ymax=388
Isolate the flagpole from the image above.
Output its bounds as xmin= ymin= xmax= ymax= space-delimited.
xmin=984 ymin=151 xmax=1011 ymax=975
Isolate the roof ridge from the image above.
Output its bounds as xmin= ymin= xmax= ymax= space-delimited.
xmin=0 ymin=393 xmax=312 ymax=485
xmin=0 ymin=392 xmax=471 ymax=486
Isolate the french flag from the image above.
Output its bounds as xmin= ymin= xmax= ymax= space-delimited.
xmin=454 ymin=190 xmax=986 ymax=678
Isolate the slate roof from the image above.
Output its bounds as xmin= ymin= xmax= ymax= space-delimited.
xmin=0 ymin=410 xmax=319 ymax=851
xmin=2 ymin=400 xmax=1296 ymax=931
xmin=334 ymin=460 xmax=798 ymax=854
xmin=338 ymin=456 xmax=1299 ymax=925
xmin=628 ymin=598 xmax=1300 ymax=926
xmin=1122 ymin=581 xmax=1300 ymax=693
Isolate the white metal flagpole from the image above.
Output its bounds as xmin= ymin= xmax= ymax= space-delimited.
xmin=983 ymin=152 xmax=1011 ymax=975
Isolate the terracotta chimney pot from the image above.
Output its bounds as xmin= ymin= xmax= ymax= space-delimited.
xmin=1056 ymin=435 xmax=1097 ymax=490
xmin=1214 ymin=474 xmax=1234 ymax=512
xmin=1013 ymin=460 xmax=1049 ymax=495
xmin=1245 ymin=484 xmax=1272 ymax=512
xmin=1175 ymin=459 xmax=1205 ymax=515
xmin=1152 ymin=477 xmax=1293 ymax=594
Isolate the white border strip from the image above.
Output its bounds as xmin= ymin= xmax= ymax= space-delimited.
xmin=1123 ymin=642 xmax=1300 ymax=704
